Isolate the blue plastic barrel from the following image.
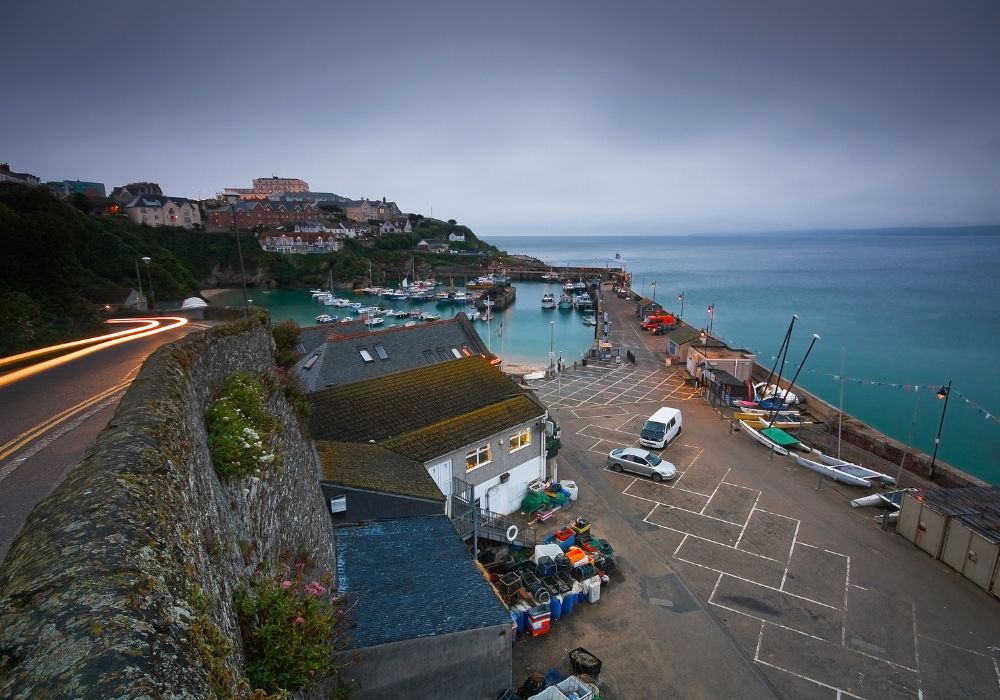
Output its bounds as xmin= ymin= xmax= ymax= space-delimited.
xmin=562 ymin=592 xmax=575 ymax=616
xmin=550 ymin=594 xmax=562 ymax=620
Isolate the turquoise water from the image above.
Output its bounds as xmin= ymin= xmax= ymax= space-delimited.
xmin=491 ymin=229 xmax=1000 ymax=484
xmin=218 ymin=227 xmax=1000 ymax=483
xmin=216 ymin=282 xmax=600 ymax=369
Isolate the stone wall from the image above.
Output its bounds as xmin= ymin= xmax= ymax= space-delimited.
xmin=0 ymin=318 xmax=336 ymax=697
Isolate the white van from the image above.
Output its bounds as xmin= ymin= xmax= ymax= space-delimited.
xmin=639 ymin=406 xmax=682 ymax=449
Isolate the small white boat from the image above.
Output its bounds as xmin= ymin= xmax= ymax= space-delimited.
xmin=811 ymin=451 xmax=896 ymax=485
xmin=315 ymin=314 xmax=337 ymax=324
xmin=420 ymin=312 xmax=441 ymax=321
xmin=738 ymin=420 xmax=813 ymax=456
xmin=391 ymin=310 xmax=410 ymax=318
xmin=466 ymin=310 xmax=481 ymax=321
xmin=792 ymin=453 xmax=876 ymax=487
xmin=523 ymin=371 xmax=546 ymax=381
xmin=851 ymin=488 xmax=916 ymax=509
xmin=366 ymin=316 xmax=384 ymax=326
xmin=581 ymin=314 xmax=597 ymax=326
xmin=542 ymin=292 xmax=557 ymax=309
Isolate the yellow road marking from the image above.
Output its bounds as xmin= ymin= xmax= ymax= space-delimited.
xmin=0 ymin=378 xmax=132 ymax=463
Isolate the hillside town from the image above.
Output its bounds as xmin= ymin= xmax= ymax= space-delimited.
xmin=0 ymin=163 xmax=470 ymax=256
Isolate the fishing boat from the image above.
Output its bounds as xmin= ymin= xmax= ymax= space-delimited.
xmin=558 ymin=294 xmax=573 ymax=310
xmin=541 ymin=292 xmax=557 ymax=309
xmin=435 ymin=291 xmax=453 ymax=305
xmin=581 ymin=314 xmax=597 ymax=326
xmin=573 ymin=294 xmax=593 ymax=312
xmin=452 ymin=291 xmax=468 ymax=304
xmin=420 ymin=312 xmax=441 ymax=321
xmin=315 ymin=314 xmax=337 ymax=324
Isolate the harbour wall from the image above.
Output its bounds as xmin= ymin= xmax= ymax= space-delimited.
xmin=0 ymin=319 xmax=338 ymax=696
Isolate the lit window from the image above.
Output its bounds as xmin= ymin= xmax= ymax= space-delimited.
xmin=465 ymin=444 xmax=491 ymax=472
xmin=451 ymin=347 xmax=462 ymax=358
xmin=374 ymin=344 xmax=389 ymax=360
xmin=461 ymin=345 xmax=473 ymax=356
xmin=359 ymin=348 xmax=374 ymax=363
xmin=509 ymin=428 xmax=531 ymax=452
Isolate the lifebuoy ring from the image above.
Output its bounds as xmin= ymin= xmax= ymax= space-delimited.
xmin=506 ymin=525 xmax=519 ymax=542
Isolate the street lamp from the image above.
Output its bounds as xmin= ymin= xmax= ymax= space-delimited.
xmin=223 ymin=193 xmax=250 ymax=317
xmin=549 ymin=320 xmax=555 ymax=371
xmin=651 ymin=280 xmax=656 ymax=304
xmin=134 ymin=258 xmax=145 ymax=311
xmin=928 ymin=380 xmax=951 ymax=479
xmin=141 ymin=256 xmax=154 ymax=311
xmin=677 ymin=292 xmax=685 ymax=319
xmin=706 ymin=304 xmax=715 ymax=340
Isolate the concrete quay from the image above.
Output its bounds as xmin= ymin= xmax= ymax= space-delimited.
xmin=511 ymin=285 xmax=1000 ymax=699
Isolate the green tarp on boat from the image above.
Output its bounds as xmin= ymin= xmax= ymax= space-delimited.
xmin=760 ymin=427 xmax=799 ymax=446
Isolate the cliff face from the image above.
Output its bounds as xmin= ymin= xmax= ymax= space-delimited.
xmin=0 ymin=319 xmax=335 ymax=697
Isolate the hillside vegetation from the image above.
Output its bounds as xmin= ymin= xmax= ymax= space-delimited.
xmin=0 ymin=189 xmax=498 ymax=354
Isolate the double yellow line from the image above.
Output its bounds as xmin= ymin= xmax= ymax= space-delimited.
xmin=0 ymin=378 xmax=131 ymax=465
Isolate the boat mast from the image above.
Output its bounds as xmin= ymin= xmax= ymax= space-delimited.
xmin=769 ymin=333 xmax=821 ymax=423
xmin=837 ymin=347 xmax=845 ymax=459
xmin=762 ymin=315 xmax=798 ymax=400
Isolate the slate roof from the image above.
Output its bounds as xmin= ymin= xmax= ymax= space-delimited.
xmin=315 ymin=441 xmax=444 ymax=502
xmin=308 ymin=355 xmax=545 ymax=457
xmin=335 ymin=515 xmax=510 ymax=648
xmin=663 ymin=326 xmax=702 ymax=345
xmin=295 ymin=314 xmax=491 ymax=392
xmin=125 ymin=194 xmax=195 ymax=209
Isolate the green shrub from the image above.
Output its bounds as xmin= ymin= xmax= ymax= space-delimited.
xmin=272 ymin=319 xmax=301 ymax=368
xmin=205 ymin=373 xmax=279 ymax=479
xmin=235 ymin=561 xmax=350 ymax=694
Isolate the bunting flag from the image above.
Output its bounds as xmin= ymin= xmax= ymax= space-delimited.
xmin=762 ymin=355 xmax=998 ymax=425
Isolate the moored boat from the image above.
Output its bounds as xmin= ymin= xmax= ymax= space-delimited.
xmin=791 ymin=453 xmax=892 ymax=487
xmin=558 ymin=294 xmax=573 ymax=310
xmin=542 ymin=292 xmax=557 ymax=309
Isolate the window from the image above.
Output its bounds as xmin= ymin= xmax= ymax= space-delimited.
xmin=465 ymin=444 xmax=491 ymax=472
xmin=451 ymin=347 xmax=462 ymax=359
xmin=359 ymin=348 xmax=374 ymax=363
xmin=509 ymin=428 xmax=532 ymax=452
xmin=374 ymin=344 xmax=389 ymax=360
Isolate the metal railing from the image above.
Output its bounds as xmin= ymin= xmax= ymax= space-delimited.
xmin=450 ymin=476 xmax=536 ymax=548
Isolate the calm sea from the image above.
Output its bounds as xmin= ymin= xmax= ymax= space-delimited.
xmin=490 ymin=228 xmax=1000 ymax=485
xmin=216 ymin=227 xmax=1000 ymax=484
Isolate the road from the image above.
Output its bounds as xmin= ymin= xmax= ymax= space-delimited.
xmin=0 ymin=320 xmax=209 ymax=559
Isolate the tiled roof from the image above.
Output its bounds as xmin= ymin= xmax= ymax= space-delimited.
xmin=308 ymin=355 xmax=545 ymax=449
xmin=335 ymin=515 xmax=510 ymax=648
xmin=664 ymin=326 xmax=701 ymax=345
xmin=315 ymin=441 xmax=444 ymax=502
xmin=380 ymin=396 xmax=542 ymax=463
xmin=295 ymin=314 xmax=491 ymax=392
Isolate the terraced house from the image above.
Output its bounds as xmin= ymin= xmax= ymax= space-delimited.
xmin=306 ymin=354 xmax=550 ymax=519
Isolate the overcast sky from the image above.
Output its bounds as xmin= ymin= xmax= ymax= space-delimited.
xmin=2 ymin=1 xmax=998 ymax=235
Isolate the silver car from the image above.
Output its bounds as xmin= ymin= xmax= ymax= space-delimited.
xmin=607 ymin=447 xmax=677 ymax=482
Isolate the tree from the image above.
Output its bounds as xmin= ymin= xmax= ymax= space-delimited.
xmin=447 ymin=219 xmax=456 ymax=225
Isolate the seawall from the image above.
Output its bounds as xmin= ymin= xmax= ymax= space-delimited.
xmin=0 ymin=318 xmax=336 ymax=696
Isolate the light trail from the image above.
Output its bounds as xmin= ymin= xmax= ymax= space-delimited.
xmin=0 ymin=318 xmax=161 ymax=368
xmin=0 ymin=317 xmax=188 ymax=390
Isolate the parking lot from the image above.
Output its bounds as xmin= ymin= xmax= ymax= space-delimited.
xmin=512 ymin=291 xmax=1000 ymax=699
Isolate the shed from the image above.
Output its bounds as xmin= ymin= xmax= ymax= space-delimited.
xmin=703 ymin=367 xmax=752 ymax=406
xmin=897 ymin=487 xmax=1000 ymax=561
xmin=334 ymin=516 xmax=512 ymax=698
xmin=941 ymin=512 xmax=1000 ymax=595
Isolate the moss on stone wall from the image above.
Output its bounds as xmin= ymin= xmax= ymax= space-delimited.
xmin=0 ymin=319 xmax=337 ymax=697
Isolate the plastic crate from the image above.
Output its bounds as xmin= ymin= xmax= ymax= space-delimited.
xmin=555 ymin=676 xmax=595 ymax=700
xmin=568 ymin=647 xmax=602 ymax=678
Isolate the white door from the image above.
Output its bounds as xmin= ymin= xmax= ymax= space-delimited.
xmin=428 ymin=460 xmax=453 ymax=516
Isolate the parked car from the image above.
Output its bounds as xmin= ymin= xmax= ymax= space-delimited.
xmin=652 ymin=323 xmax=676 ymax=335
xmin=606 ymin=447 xmax=677 ymax=481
